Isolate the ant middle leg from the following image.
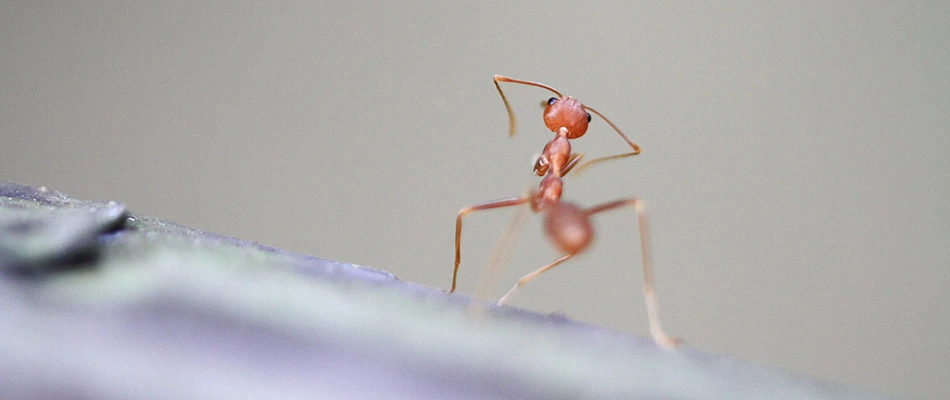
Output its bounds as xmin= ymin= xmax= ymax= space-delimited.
xmin=452 ymin=196 xmax=532 ymax=293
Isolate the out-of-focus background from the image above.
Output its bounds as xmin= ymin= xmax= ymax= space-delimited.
xmin=1 ymin=3 xmax=946 ymax=398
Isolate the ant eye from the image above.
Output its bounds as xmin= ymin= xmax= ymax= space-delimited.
xmin=586 ymin=112 xmax=592 ymax=122
xmin=547 ymin=97 xmax=558 ymax=105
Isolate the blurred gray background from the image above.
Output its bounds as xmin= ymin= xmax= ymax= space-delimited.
xmin=1 ymin=2 xmax=947 ymax=398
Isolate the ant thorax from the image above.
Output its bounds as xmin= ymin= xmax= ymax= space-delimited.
xmin=534 ymin=134 xmax=572 ymax=177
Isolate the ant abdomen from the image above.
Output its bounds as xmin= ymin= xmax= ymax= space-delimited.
xmin=544 ymin=202 xmax=593 ymax=255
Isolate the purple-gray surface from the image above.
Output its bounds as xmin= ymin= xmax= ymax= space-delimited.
xmin=0 ymin=182 xmax=903 ymax=400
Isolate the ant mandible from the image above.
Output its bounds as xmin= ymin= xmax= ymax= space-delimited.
xmin=449 ymin=75 xmax=681 ymax=349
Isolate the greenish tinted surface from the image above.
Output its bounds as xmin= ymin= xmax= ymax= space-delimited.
xmin=0 ymin=188 xmax=126 ymax=271
xmin=0 ymin=183 xmax=904 ymax=400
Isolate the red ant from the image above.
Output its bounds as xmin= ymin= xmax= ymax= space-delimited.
xmin=450 ymin=75 xmax=681 ymax=349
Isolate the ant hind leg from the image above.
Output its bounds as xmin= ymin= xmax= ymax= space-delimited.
xmin=497 ymin=254 xmax=574 ymax=305
xmin=585 ymin=198 xmax=682 ymax=350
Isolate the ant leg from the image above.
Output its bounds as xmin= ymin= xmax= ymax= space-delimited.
xmin=497 ymin=254 xmax=574 ymax=305
xmin=572 ymin=104 xmax=641 ymax=174
xmin=585 ymin=198 xmax=682 ymax=350
xmin=559 ymin=152 xmax=585 ymax=176
xmin=453 ymin=196 xmax=532 ymax=293
xmin=474 ymin=198 xmax=531 ymax=300
xmin=572 ymin=151 xmax=639 ymax=175
xmin=535 ymin=152 xmax=584 ymax=177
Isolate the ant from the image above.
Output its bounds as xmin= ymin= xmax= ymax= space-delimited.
xmin=449 ymin=75 xmax=681 ymax=349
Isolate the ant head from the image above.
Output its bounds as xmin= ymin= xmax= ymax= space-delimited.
xmin=543 ymin=96 xmax=590 ymax=139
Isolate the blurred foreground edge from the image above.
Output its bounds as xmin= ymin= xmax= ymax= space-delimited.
xmin=0 ymin=182 xmax=904 ymax=400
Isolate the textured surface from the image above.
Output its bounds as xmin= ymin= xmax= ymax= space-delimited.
xmin=0 ymin=184 xmax=127 ymax=272
xmin=0 ymin=182 xmax=904 ymax=400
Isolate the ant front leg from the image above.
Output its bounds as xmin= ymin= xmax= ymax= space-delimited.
xmin=535 ymin=152 xmax=584 ymax=177
xmin=572 ymin=106 xmax=642 ymax=175
xmin=560 ymin=152 xmax=584 ymax=176
xmin=572 ymin=151 xmax=639 ymax=175
xmin=585 ymin=198 xmax=682 ymax=350
xmin=452 ymin=196 xmax=532 ymax=293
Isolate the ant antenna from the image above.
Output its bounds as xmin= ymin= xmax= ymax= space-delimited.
xmin=494 ymin=75 xmax=562 ymax=137
xmin=583 ymin=106 xmax=640 ymax=154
